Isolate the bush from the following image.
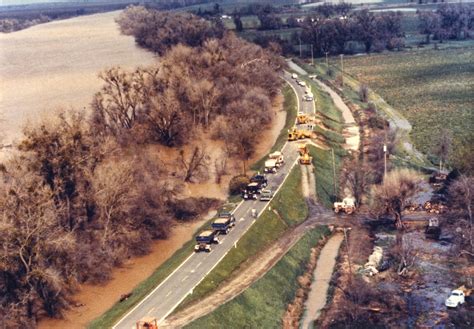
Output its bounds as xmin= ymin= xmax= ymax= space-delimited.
xmin=229 ymin=175 xmax=250 ymax=195
xmin=171 ymin=197 xmax=220 ymax=221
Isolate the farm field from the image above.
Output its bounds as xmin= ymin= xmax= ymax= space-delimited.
xmin=343 ymin=45 xmax=474 ymax=170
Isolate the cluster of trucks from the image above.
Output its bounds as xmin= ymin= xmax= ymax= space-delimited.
xmin=194 ymin=211 xmax=236 ymax=252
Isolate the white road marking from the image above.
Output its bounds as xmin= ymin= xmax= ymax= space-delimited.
xmin=147 ymin=307 xmax=156 ymax=315
xmin=196 ymin=262 xmax=202 ymax=268
xmin=181 ymin=275 xmax=189 ymax=282
xmin=165 ymin=291 xmax=172 ymax=298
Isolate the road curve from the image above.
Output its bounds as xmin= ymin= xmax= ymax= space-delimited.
xmin=113 ymin=72 xmax=313 ymax=329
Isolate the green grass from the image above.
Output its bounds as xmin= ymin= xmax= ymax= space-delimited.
xmin=342 ymin=45 xmax=474 ymax=171
xmin=251 ymin=83 xmax=297 ymax=171
xmin=308 ymin=145 xmax=345 ymax=208
xmin=184 ymin=226 xmax=330 ymax=329
xmin=176 ymin=165 xmax=308 ymax=310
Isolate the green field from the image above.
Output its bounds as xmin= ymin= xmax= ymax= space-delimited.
xmin=176 ymin=165 xmax=308 ymax=310
xmin=185 ymin=226 xmax=330 ymax=329
xmin=343 ymin=45 xmax=474 ymax=171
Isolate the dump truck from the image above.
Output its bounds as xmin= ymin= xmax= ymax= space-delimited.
xmin=333 ymin=197 xmax=356 ymax=214
xmin=425 ymin=217 xmax=441 ymax=240
xmin=288 ymin=127 xmax=314 ymax=141
xmin=136 ymin=317 xmax=158 ymax=329
xmin=269 ymin=151 xmax=284 ymax=166
xmin=194 ymin=230 xmax=219 ymax=252
xmin=242 ymin=182 xmax=261 ymax=199
xmin=212 ymin=216 xmax=235 ymax=234
xmin=250 ymin=173 xmax=268 ymax=187
xmin=218 ymin=210 xmax=236 ymax=222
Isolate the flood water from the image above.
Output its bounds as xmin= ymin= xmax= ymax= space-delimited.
xmin=0 ymin=11 xmax=156 ymax=145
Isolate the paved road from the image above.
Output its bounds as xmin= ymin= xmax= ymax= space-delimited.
xmin=114 ymin=72 xmax=314 ymax=329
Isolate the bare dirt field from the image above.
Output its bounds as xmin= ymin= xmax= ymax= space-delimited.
xmin=0 ymin=10 xmax=156 ymax=146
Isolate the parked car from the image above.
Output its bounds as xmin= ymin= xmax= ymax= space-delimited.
xmin=291 ymin=73 xmax=297 ymax=79
xmin=259 ymin=189 xmax=273 ymax=201
xmin=445 ymin=290 xmax=465 ymax=308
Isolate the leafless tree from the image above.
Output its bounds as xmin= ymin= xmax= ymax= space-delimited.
xmin=340 ymin=155 xmax=374 ymax=206
xmin=359 ymin=84 xmax=369 ymax=102
xmin=448 ymin=175 xmax=474 ymax=255
xmin=433 ymin=129 xmax=452 ymax=172
xmin=370 ymin=169 xmax=423 ymax=229
xmin=392 ymin=235 xmax=418 ymax=276
xmin=179 ymin=147 xmax=210 ymax=182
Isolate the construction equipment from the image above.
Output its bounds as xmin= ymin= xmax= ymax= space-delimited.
xmin=425 ymin=217 xmax=441 ymax=240
xmin=333 ymin=197 xmax=356 ymax=214
xmin=136 ymin=317 xmax=158 ymax=329
xmin=194 ymin=230 xmax=219 ymax=252
xmin=288 ymin=126 xmax=314 ymax=141
xmin=298 ymin=143 xmax=312 ymax=165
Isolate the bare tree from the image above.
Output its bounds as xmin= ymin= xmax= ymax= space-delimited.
xmin=359 ymin=84 xmax=369 ymax=102
xmin=392 ymin=235 xmax=418 ymax=276
xmin=448 ymin=175 xmax=474 ymax=255
xmin=179 ymin=147 xmax=210 ymax=182
xmin=370 ymin=168 xmax=423 ymax=230
xmin=340 ymin=156 xmax=373 ymax=206
xmin=433 ymin=129 xmax=452 ymax=172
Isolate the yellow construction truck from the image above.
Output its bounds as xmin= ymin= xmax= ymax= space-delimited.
xmin=288 ymin=126 xmax=314 ymax=141
xmin=298 ymin=143 xmax=312 ymax=165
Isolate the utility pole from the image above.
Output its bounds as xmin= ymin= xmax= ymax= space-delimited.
xmin=383 ymin=143 xmax=387 ymax=179
xmin=343 ymin=228 xmax=353 ymax=283
xmin=299 ymin=37 xmax=302 ymax=58
xmin=332 ymin=148 xmax=337 ymax=201
xmin=340 ymin=54 xmax=344 ymax=89
xmin=325 ymin=51 xmax=329 ymax=72
xmin=311 ymin=44 xmax=314 ymax=66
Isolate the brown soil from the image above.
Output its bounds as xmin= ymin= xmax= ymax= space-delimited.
xmin=38 ymin=217 xmax=209 ymax=329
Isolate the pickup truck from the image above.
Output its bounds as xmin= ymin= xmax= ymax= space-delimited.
xmin=259 ymin=189 xmax=273 ymax=201
xmin=250 ymin=173 xmax=268 ymax=188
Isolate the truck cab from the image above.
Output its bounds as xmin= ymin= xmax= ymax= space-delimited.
xmin=194 ymin=230 xmax=219 ymax=252
xmin=250 ymin=173 xmax=268 ymax=188
xmin=242 ymin=182 xmax=260 ymax=200
xmin=264 ymin=159 xmax=278 ymax=173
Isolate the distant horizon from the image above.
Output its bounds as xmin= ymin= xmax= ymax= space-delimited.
xmin=0 ymin=0 xmax=136 ymax=7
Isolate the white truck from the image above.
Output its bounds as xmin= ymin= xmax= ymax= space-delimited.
xmin=333 ymin=197 xmax=356 ymax=214
xmin=269 ymin=151 xmax=284 ymax=166
xmin=264 ymin=159 xmax=278 ymax=173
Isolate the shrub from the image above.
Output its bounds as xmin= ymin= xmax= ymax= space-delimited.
xmin=229 ymin=175 xmax=249 ymax=195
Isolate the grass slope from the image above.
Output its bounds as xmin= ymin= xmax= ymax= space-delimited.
xmin=184 ymin=226 xmax=330 ymax=329
xmin=176 ymin=165 xmax=308 ymax=310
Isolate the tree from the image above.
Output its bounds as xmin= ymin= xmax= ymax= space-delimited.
xmin=433 ymin=129 xmax=452 ymax=172
xmin=418 ymin=11 xmax=440 ymax=43
xmin=258 ymin=13 xmax=283 ymax=30
xmin=371 ymin=169 xmax=423 ymax=229
xmin=353 ymin=10 xmax=378 ymax=53
xmin=340 ymin=156 xmax=373 ymax=206
xmin=179 ymin=147 xmax=210 ymax=182
xmin=233 ymin=15 xmax=243 ymax=32
xmin=448 ymin=175 xmax=474 ymax=255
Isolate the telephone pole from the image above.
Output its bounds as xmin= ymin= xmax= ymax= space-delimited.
xmin=311 ymin=44 xmax=314 ymax=66
xmin=340 ymin=54 xmax=344 ymax=89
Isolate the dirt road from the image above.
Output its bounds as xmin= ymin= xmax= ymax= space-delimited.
xmin=313 ymin=80 xmax=360 ymax=152
xmin=301 ymin=233 xmax=344 ymax=329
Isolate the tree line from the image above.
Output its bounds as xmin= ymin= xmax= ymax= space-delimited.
xmin=418 ymin=3 xmax=474 ymax=43
xmin=0 ymin=7 xmax=283 ymax=326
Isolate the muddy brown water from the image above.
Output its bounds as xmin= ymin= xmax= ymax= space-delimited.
xmin=0 ymin=11 xmax=156 ymax=147
xmin=2 ymin=11 xmax=288 ymax=328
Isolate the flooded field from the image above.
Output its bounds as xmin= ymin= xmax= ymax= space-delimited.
xmin=0 ymin=10 xmax=156 ymax=145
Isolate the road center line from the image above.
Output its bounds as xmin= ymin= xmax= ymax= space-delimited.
xmin=181 ymin=275 xmax=189 ymax=282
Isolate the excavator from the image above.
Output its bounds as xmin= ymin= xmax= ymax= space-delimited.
xmin=136 ymin=317 xmax=158 ymax=329
xmin=288 ymin=126 xmax=314 ymax=141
